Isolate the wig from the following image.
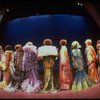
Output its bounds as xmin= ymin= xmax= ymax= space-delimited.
xmin=85 ymin=39 xmax=92 ymax=45
xmin=5 ymin=45 xmax=12 ymax=50
xmin=59 ymin=39 xmax=67 ymax=46
xmin=43 ymin=39 xmax=53 ymax=45
xmin=15 ymin=44 xmax=22 ymax=50
xmin=71 ymin=41 xmax=81 ymax=49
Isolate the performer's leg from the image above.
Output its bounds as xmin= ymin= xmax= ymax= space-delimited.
xmin=51 ymin=68 xmax=55 ymax=90
xmin=43 ymin=68 xmax=50 ymax=91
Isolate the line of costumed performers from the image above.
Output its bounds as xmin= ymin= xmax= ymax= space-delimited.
xmin=0 ymin=38 xmax=99 ymax=93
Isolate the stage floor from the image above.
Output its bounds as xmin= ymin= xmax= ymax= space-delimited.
xmin=0 ymin=83 xmax=100 ymax=99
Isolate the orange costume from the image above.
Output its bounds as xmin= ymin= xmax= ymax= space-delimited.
xmin=85 ymin=39 xmax=99 ymax=83
xmin=4 ymin=50 xmax=13 ymax=84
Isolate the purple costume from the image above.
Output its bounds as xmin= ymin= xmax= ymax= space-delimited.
xmin=21 ymin=42 xmax=42 ymax=93
xmin=4 ymin=50 xmax=24 ymax=92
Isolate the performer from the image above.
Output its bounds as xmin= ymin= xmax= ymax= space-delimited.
xmin=0 ymin=45 xmax=13 ymax=89
xmin=21 ymin=42 xmax=42 ymax=93
xmin=38 ymin=39 xmax=58 ymax=93
xmin=71 ymin=41 xmax=95 ymax=91
xmin=85 ymin=39 xmax=99 ymax=83
xmin=4 ymin=44 xmax=24 ymax=92
xmin=59 ymin=39 xmax=73 ymax=90
xmin=0 ymin=46 xmax=6 ymax=82
xmin=96 ymin=40 xmax=100 ymax=78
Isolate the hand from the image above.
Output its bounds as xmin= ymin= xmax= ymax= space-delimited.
xmin=37 ymin=57 xmax=42 ymax=61
xmin=88 ymin=60 xmax=93 ymax=65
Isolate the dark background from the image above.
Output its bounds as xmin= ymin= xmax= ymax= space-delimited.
xmin=0 ymin=0 xmax=99 ymax=72
xmin=0 ymin=14 xmax=98 ymax=71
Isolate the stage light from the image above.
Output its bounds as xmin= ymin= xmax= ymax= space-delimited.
xmin=77 ymin=1 xmax=83 ymax=6
xmin=77 ymin=2 xmax=80 ymax=5
xmin=80 ymin=3 xmax=83 ymax=6
xmin=7 ymin=9 xmax=9 ymax=12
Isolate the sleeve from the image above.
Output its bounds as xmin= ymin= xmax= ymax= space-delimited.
xmin=1 ymin=54 xmax=6 ymax=71
xmin=66 ymin=50 xmax=70 ymax=62
xmin=86 ymin=47 xmax=94 ymax=63
xmin=91 ymin=46 xmax=96 ymax=61
xmin=71 ymin=51 xmax=76 ymax=68
xmin=10 ymin=52 xmax=15 ymax=75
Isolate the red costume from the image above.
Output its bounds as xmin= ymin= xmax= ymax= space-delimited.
xmin=59 ymin=39 xmax=73 ymax=90
xmin=85 ymin=39 xmax=99 ymax=83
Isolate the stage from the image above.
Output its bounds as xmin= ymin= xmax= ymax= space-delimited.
xmin=0 ymin=83 xmax=100 ymax=99
xmin=0 ymin=1 xmax=99 ymax=99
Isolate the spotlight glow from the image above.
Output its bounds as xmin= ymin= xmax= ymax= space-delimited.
xmin=80 ymin=3 xmax=83 ymax=6
xmin=7 ymin=9 xmax=9 ymax=12
xmin=77 ymin=2 xmax=80 ymax=5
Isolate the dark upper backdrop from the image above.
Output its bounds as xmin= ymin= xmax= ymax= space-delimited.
xmin=0 ymin=14 xmax=99 ymax=71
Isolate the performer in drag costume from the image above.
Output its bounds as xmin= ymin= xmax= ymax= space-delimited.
xmin=85 ymin=39 xmax=99 ymax=83
xmin=0 ymin=45 xmax=13 ymax=89
xmin=0 ymin=46 xmax=6 ymax=82
xmin=21 ymin=42 xmax=42 ymax=93
xmin=59 ymin=39 xmax=73 ymax=90
xmin=4 ymin=44 xmax=24 ymax=92
xmin=96 ymin=40 xmax=100 ymax=78
xmin=38 ymin=39 xmax=58 ymax=93
xmin=71 ymin=41 xmax=95 ymax=91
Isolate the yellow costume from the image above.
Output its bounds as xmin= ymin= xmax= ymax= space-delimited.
xmin=0 ymin=50 xmax=13 ymax=89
